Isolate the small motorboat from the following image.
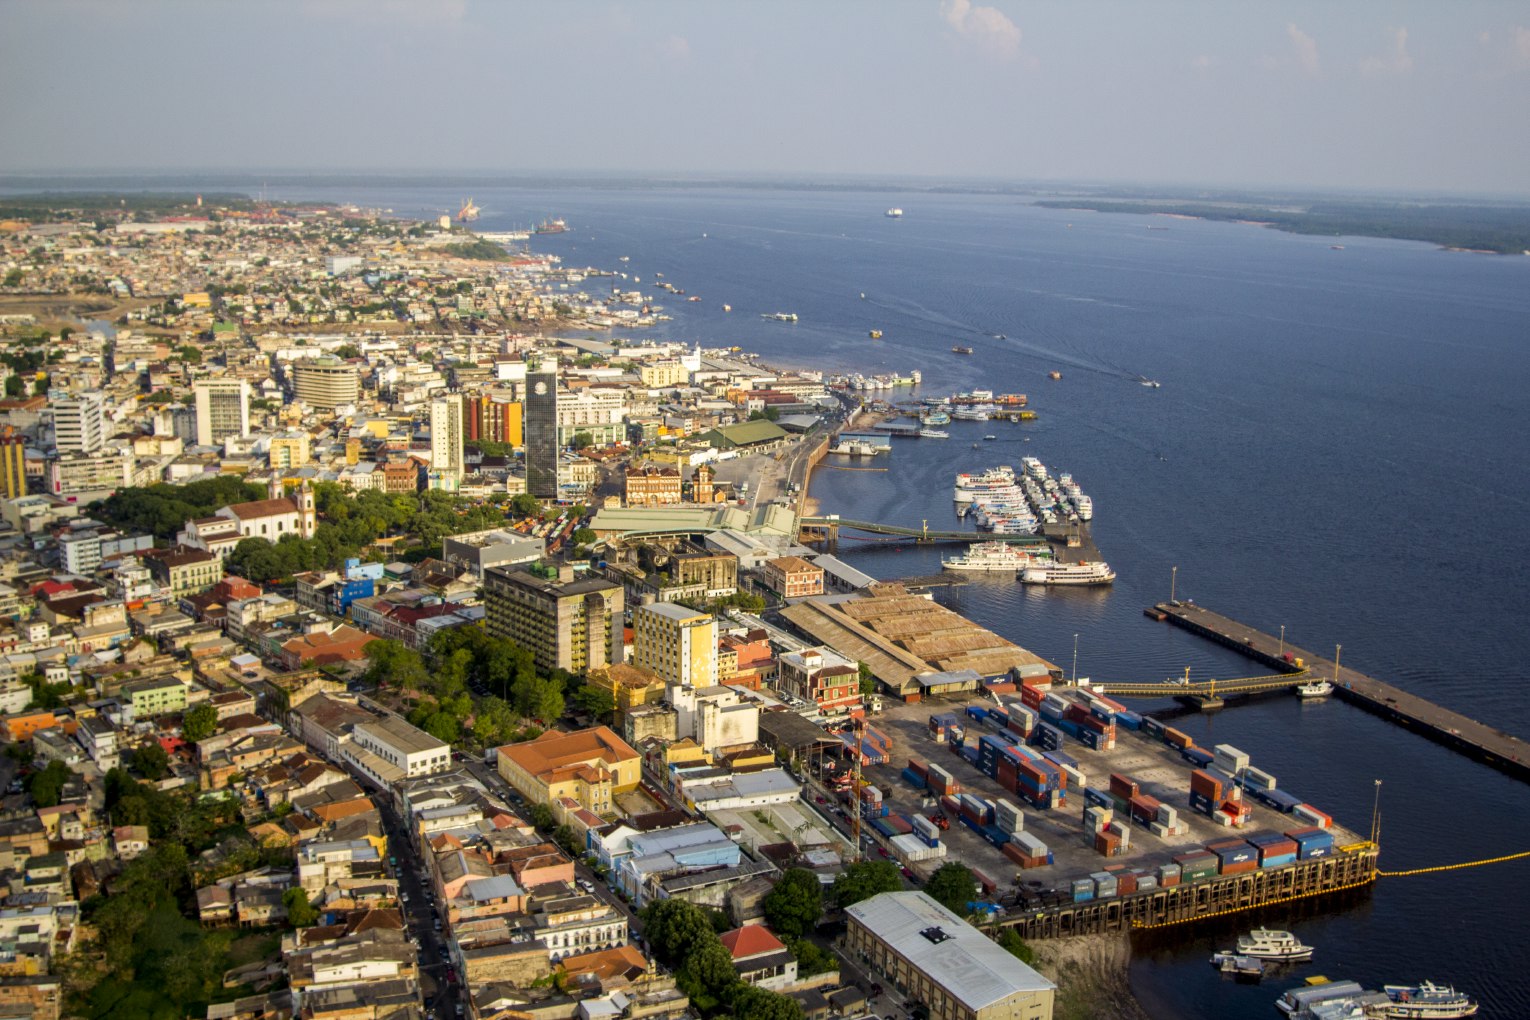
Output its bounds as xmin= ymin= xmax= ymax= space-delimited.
xmin=1297 ymin=680 xmax=1335 ymax=699
xmin=1237 ymin=929 xmax=1314 ymax=962
xmin=1210 ymin=952 xmax=1266 ymax=978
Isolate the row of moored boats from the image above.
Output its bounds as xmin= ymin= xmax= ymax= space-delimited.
xmin=1211 ymin=929 xmax=1477 ymax=1018
xmin=943 ymin=459 xmax=1114 ymax=585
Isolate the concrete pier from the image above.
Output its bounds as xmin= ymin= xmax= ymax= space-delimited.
xmin=1154 ymin=601 xmax=1530 ymax=783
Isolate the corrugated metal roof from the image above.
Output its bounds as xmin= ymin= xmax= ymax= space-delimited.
xmin=845 ymin=892 xmax=1054 ymax=1007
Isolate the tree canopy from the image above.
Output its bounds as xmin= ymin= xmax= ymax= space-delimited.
xmin=831 ymin=859 xmax=903 ymax=909
xmin=181 ymin=704 xmax=218 ymax=743
xmin=924 ymin=862 xmax=978 ymax=916
xmin=762 ymin=868 xmax=822 ymax=938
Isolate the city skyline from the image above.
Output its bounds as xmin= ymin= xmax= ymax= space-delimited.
xmin=3 ymin=1 xmax=1530 ymax=196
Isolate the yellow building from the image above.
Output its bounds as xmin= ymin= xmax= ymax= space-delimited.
xmin=496 ymin=726 xmax=641 ymax=820
xmin=632 ymin=602 xmax=717 ymax=688
xmin=639 ymin=361 xmax=688 ymax=388
xmin=483 ymin=564 xmax=625 ymax=674
xmin=586 ymin=663 xmax=668 ymax=722
xmin=268 ymin=432 xmax=311 ymax=469
xmin=0 ymin=437 xmax=25 ymax=500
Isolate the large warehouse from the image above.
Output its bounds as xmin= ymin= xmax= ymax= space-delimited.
xmin=844 ymin=891 xmax=1055 ymax=1020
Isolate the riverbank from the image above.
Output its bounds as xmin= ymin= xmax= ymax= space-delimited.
xmin=1028 ymin=932 xmax=1151 ymax=1020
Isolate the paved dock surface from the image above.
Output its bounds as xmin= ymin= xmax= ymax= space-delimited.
xmin=1155 ymin=602 xmax=1530 ymax=783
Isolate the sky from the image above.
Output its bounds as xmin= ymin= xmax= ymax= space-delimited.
xmin=3 ymin=0 xmax=1530 ymax=196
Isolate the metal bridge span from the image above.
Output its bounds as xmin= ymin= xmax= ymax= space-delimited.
xmin=1087 ymin=669 xmax=1312 ymax=699
xmin=798 ymin=516 xmax=1050 ymax=545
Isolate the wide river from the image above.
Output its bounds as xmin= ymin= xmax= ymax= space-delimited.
xmin=55 ymin=179 xmax=1530 ymax=1016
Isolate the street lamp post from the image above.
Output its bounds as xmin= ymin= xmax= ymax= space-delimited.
xmin=1279 ymin=625 xmax=1285 ymax=659
xmin=1072 ymin=633 xmax=1079 ymax=685
xmin=1335 ymin=644 xmax=1342 ymax=685
xmin=1170 ymin=566 xmax=1177 ymax=604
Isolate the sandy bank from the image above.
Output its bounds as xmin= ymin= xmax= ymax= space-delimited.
xmin=1029 ymin=932 xmax=1151 ymax=1020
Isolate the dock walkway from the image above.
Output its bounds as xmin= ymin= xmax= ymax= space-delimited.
xmin=1155 ymin=602 xmax=1530 ymax=783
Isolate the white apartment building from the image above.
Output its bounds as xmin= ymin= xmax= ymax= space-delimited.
xmin=193 ymin=378 xmax=251 ymax=446
xmin=50 ymin=392 xmax=106 ymax=454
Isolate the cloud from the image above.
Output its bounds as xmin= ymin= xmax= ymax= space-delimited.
xmin=941 ymin=0 xmax=1022 ymax=60
xmin=1286 ymin=23 xmax=1320 ymax=76
xmin=1516 ymin=26 xmax=1530 ymax=63
xmin=1360 ymin=26 xmax=1413 ymax=76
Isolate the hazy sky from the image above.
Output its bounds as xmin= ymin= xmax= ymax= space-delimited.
xmin=4 ymin=0 xmax=1530 ymax=195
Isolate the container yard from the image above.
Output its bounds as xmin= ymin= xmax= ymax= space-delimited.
xmin=847 ymin=682 xmax=1374 ymax=936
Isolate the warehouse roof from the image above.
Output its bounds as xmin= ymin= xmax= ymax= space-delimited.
xmin=697 ymin=420 xmax=788 ymax=449
xmin=846 ymin=892 xmax=1054 ymax=1009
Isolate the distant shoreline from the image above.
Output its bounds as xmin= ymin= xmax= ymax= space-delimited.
xmin=1035 ymin=199 xmax=1530 ymax=255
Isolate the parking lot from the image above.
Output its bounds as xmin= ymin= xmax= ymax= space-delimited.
xmin=863 ymin=693 xmax=1359 ymax=903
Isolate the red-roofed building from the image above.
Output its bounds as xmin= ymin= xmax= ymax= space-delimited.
xmin=720 ymin=924 xmax=797 ymax=990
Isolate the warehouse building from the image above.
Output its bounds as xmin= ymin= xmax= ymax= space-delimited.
xmin=844 ymin=891 xmax=1054 ymax=1020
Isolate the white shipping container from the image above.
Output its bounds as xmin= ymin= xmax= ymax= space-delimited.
xmin=1060 ymin=763 xmax=1087 ymax=790
xmin=1213 ymin=744 xmax=1250 ymax=774
xmin=892 ymin=832 xmax=947 ymax=863
xmin=1149 ymin=821 xmax=1171 ymax=838
xmin=1292 ymin=805 xmax=1331 ymax=829
xmin=1011 ymin=830 xmax=1048 ymax=856
xmin=1156 ymin=804 xmax=1179 ymax=827
xmin=1244 ymin=767 xmax=1277 ymax=790
xmin=995 ymin=798 xmax=1024 ymax=832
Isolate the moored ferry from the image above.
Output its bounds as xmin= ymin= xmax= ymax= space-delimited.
xmin=942 ymin=541 xmax=1049 ymax=572
xmin=1020 ymin=560 xmax=1116 ymax=586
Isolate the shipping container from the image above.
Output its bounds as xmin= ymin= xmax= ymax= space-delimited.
xmin=1190 ymin=769 xmax=1225 ymax=800
xmin=1115 ymin=871 xmax=1138 ymax=895
xmin=1181 ymin=746 xmax=1214 ymax=767
xmin=1128 ymin=794 xmax=1162 ymax=825
xmin=1011 ymin=830 xmax=1048 ymax=856
xmin=1158 ymin=862 xmax=1182 ymax=886
xmin=900 ymin=768 xmax=928 ymax=789
xmin=1090 ymin=872 xmax=1119 ymax=897
xmin=1292 ymin=804 xmax=1333 ymax=829
xmin=1140 ymin=716 xmax=1166 ymax=739
xmin=1071 ymin=878 xmax=1095 ymax=902
xmin=1242 ymin=767 xmax=1277 ymax=791
xmin=1109 ymin=773 xmax=1139 ymax=799
xmin=1115 ymin=710 xmax=1143 ymax=731
xmin=1164 ymin=726 xmax=1192 ymax=749
xmin=1136 ymin=873 xmax=1158 ymax=891
xmin=981 ymin=824 xmax=1011 ymax=847
xmin=1084 ymin=787 xmax=1114 ymax=809
xmin=1285 ymin=827 xmax=1335 ymax=859
xmin=1213 ymin=744 xmax=1250 ymax=774
xmin=907 ymin=758 xmax=928 ymax=778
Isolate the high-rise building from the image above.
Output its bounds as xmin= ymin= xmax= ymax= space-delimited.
xmin=50 ymin=392 xmax=106 ymax=454
xmin=524 ymin=362 xmax=559 ymax=498
xmin=0 ymin=436 xmax=27 ymax=499
xmin=633 ymin=602 xmax=718 ymax=688
xmin=268 ymin=432 xmax=311 ymax=469
xmin=193 ymin=378 xmax=251 ymax=447
xmin=483 ymin=563 xmax=624 ymax=673
xmin=429 ymin=396 xmax=464 ymax=491
xmin=466 ymin=394 xmax=523 ymax=446
xmin=291 ymin=357 xmax=361 ymax=409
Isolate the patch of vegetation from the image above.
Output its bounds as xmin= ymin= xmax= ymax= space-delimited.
xmin=443 ymin=239 xmax=512 ymax=261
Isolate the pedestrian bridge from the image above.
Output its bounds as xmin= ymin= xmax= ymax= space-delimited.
xmin=1088 ymin=670 xmax=1313 ymax=699
xmin=799 ymin=516 xmax=1050 ymax=546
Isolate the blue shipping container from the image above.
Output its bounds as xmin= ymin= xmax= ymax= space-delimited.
xmin=1260 ymin=852 xmax=1297 ymax=869
xmin=1141 ymin=717 xmax=1166 ymax=738
xmin=1189 ymin=791 xmax=1215 ymax=815
xmin=1181 ymin=747 xmax=1214 ymax=767
xmin=1084 ymin=787 xmax=1113 ymax=809
xmin=982 ymin=825 xmax=1010 ymax=847
xmin=1041 ymin=749 xmax=1079 ymax=770
xmin=1077 ymin=728 xmax=1101 ymax=750
xmin=900 ymin=768 xmax=928 ymax=789
xmin=1116 ymin=710 xmax=1143 ymax=731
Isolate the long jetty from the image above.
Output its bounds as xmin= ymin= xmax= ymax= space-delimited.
xmin=1153 ymin=602 xmax=1530 ymax=783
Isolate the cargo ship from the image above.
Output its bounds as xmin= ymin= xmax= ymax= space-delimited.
xmin=1020 ymin=560 xmax=1116 ymax=586
xmin=886 ymin=207 xmax=903 ymax=218
xmin=763 ymin=312 xmax=799 ymax=322
xmin=456 ymin=198 xmax=480 ymax=222
xmin=534 ymin=217 xmax=568 ymax=234
xmin=952 ymin=345 xmax=974 ymax=355
xmin=829 ymin=438 xmax=888 ymax=457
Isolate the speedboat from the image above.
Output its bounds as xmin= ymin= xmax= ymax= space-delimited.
xmin=1375 ymin=982 xmax=1478 ymax=1018
xmin=1237 ymin=929 xmax=1313 ymax=962
xmin=1297 ymin=680 xmax=1335 ymax=699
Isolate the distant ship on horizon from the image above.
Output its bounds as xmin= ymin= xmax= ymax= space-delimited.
xmin=534 ymin=217 xmax=568 ymax=234
xmin=456 ymin=198 xmax=480 ymax=222
xmin=886 ymin=207 xmax=903 ymax=218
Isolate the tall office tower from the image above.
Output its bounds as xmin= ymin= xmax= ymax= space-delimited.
xmin=524 ymin=361 xmax=559 ymax=498
xmin=0 ymin=436 xmax=26 ymax=499
xmin=291 ymin=357 xmax=361 ymax=409
xmin=193 ymin=378 xmax=251 ymax=447
xmin=429 ymin=395 xmax=465 ymax=491
xmin=50 ymin=392 xmax=106 ymax=454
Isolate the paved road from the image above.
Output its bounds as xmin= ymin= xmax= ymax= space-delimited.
xmin=380 ymin=803 xmax=460 ymax=1018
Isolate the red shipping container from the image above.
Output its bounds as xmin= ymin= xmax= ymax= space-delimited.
xmin=1094 ymin=832 xmax=1121 ymax=855
xmin=1160 ymin=872 xmax=1181 ymax=887
xmin=1116 ymin=872 xmax=1138 ymax=895
xmin=1007 ymin=717 xmax=1032 ymax=739
xmin=1219 ymin=859 xmax=1258 ymax=876
xmin=1020 ymin=684 xmax=1045 ymax=709
xmin=1065 ymin=704 xmax=1091 ymax=723
xmin=1016 ymin=759 xmax=1049 ymax=787
xmin=1296 ymin=804 xmax=1333 ymax=828
xmin=1109 ymin=773 xmax=1139 ymax=799
xmin=1129 ymin=795 xmax=1161 ymax=824
xmin=997 ymin=760 xmax=1019 ymax=793
xmin=1164 ymin=727 xmax=1192 ymax=749
xmin=941 ymin=795 xmax=961 ymax=816
xmin=1080 ymin=714 xmax=1108 ymax=734
xmin=1190 ymin=770 xmax=1225 ymax=800
xmin=1002 ymin=842 xmax=1028 ymax=865
xmin=1220 ymin=800 xmax=1252 ymax=822
xmin=1257 ymin=838 xmax=1298 ymax=862
xmin=973 ymin=868 xmax=997 ymax=895
xmin=908 ymin=758 xmax=927 ymax=778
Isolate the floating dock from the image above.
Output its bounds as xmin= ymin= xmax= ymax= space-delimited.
xmin=1153 ymin=602 xmax=1530 ymax=784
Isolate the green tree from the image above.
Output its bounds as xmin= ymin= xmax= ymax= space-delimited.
xmin=639 ymin=897 xmax=715 ymax=967
xmin=181 ymin=703 xmax=219 ymax=742
xmin=26 ymin=760 xmax=72 ymax=808
xmin=571 ymin=684 xmax=615 ymax=721
xmin=677 ymin=938 xmax=737 ymax=1002
xmin=283 ymin=886 xmax=319 ymax=927
xmin=364 ymin=639 xmax=430 ymax=691
xmin=3 ymin=375 xmax=22 ymax=397
xmin=2 ymin=268 xmax=21 ymax=287
xmin=510 ymin=493 xmax=541 ymax=518
xmin=785 ymin=936 xmax=835 ymax=977
xmin=131 ymin=743 xmax=171 ymax=781
xmin=924 ymin=862 xmax=978 ymax=916
xmin=530 ymin=802 xmax=554 ymax=831
xmin=571 ymin=431 xmax=593 ymax=450
xmin=858 ymin=661 xmax=876 ymax=698
xmin=762 ymin=867 xmax=822 ymax=939
xmin=730 ymin=985 xmax=804 ymax=1020
xmin=998 ymin=927 xmax=1036 ymax=965
xmin=472 ymin=696 xmax=516 ymax=747
xmin=831 ymin=859 xmax=903 ymax=909
xmin=572 ymin=527 xmax=598 ymax=546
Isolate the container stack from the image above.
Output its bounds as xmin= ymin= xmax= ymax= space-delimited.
xmin=891 ymin=832 xmax=946 ymax=864
xmin=1083 ymin=804 xmax=1112 ymax=837
xmin=861 ymin=785 xmax=888 ymax=818
xmin=1090 ymin=871 xmax=1119 ymax=898
xmin=1015 ymin=756 xmax=1065 ymax=810
xmin=1181 ymin=746 xmax=1214 ymax=768
xmin=994 ymin=798 xmax=1025 ymax=835
xmin=926 ymin=763 xmax=960 ymax=797
xmin=1157 ymin=861 xmax=1182 ymax=887
xmin=1041 ymin=749 xmax=1086 ymax=789
xmin=928 ymin=713 xmax=961 ymax=744
xmin=1173 ymin=849 xmax=1219 ymax=881
xmin=866 ymin=724 xmax=893 ymax=756
xmin=1004 ymin=830 xmax=1052 ymax=869
xmin=1246 ymin=832 xmax=1299 ymax=868
xmin=1148 ymin=803 xmax=1186 ymax=838
xmin=1071 ymin=877 xmax=1095 ymax=902
xmin=1188 ymin=769 xmax=1225 ymax=816
xmin=901 ymin=758 xmax=928 ymax=790
xmin=1213 ymin=744 xmax=1250 ymax=775
xmin=1206 ymin=838 xmax=1258 ymax=874
xmin=1108 ymin=772 xmax=1139 ymax=810
xmin=958 ymin=793 xmax=996 ymax=833
xmin=1094 ymin=820 xmax=1131 ymax=857
xmin=1084 ymin=787 xmax=1114 ymax=810
xmin=939 ymin=794 xmax=962 ymax=817
xmin=1292 ymin=804 xmax=1332 ymax=829
xmin=1285 ymin=826 xmax=1335 ymax=858
xmin=1240 ymin=766 xmax=1278 ymax=791
xmin=910 ymin=813 xmax=942 ymax=848
xmin=1128 ymin=792 xmax=1162 ymax=826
